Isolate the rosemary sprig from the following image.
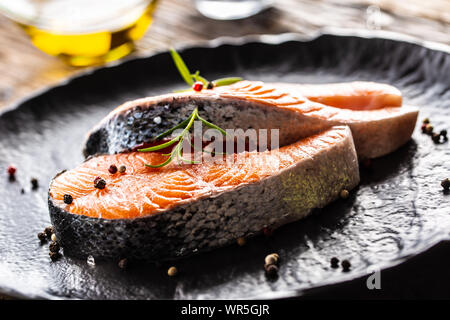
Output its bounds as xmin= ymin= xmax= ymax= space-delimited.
xmin=170 ymin=48 xmax=243 ymax=89
xmin=138 ymin=108 xmax=227 ymax=168
xmin=170 ymin=48 xmax=193 ymax=86
xmin=213 ymin=77 xmax=244 ymax=87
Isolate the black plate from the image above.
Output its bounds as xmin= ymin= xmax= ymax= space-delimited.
xmin=0 ymin=30 xmax=449 ymax=300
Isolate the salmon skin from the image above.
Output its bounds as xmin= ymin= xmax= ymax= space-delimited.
xmin=49 ymin=126 xmax=359 ymax=260
xmin=83 ymin=81 xmax=418 ymax=159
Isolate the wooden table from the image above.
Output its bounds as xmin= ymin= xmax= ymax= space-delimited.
xmin=0 ymin=0 xmax=448 ymax=112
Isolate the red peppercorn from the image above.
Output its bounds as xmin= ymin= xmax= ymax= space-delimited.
xmin=7 ymin=165 xmax=16 ymax=176
xmin=108 ymin=164 xmax=118 ymax=174
xmin=192 ymin=81 xmax=204 ymax=92
xmin=421 ymin=124 xmax=427 ymax=133
xmin=94 ymin=176 xmax=106 ymax=189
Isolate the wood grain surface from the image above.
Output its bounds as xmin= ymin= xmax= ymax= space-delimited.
xmin=0 ymin=0 xmax=448 ymax=111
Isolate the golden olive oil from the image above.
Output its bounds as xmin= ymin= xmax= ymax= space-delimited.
xmin=2 ymin=0 xmax=158 ymax=66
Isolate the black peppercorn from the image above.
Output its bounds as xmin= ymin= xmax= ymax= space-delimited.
xmin=440 ymin=129 xmax=447 ymax=139
xmin=330 ymin=257 xmax=339 ymax=268
xmin=441 ymin=178 xmax=450 ymax=191
xmin=44 ymin=226 xmax=54 ymax=238
xmin=432 ymin=132 xmax=441 ymax=143
xmin=31 ymin=178 xmax=39 ymax=190
xmin=94 ymin=176 xmax=106 ymax=189
xmin=63 ymin=194 xmax=73 ymax=204
xmin=341 ymin=259 xmax=351 ymax=272
xmin=118 ymin=258 xmax=128 ymax=270
xmin=49 ymin=251 xmax=60 ymax=261
xmin=422 ymin=118 xmax=430 ymax=124
xmin=49 ymin=241 xmax=60 ymax=253
xmin=207 ymin=82 xmax=214 ymax=89
xmin=38 ymin=232 xmax=47 ymax=242
xmin=265 ymin=263 xmax=278 ymax=277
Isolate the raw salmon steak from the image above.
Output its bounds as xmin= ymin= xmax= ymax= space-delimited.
xmin=83 ymin=81 xmax=418 ymax=159
xmin=49 ymin=126 xmax=359 ymax=260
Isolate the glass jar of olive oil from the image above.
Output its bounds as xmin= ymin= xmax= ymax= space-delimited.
xmin=0 ymin=0 xmax=158 ymax=66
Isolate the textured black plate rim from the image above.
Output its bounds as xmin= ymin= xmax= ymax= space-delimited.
xmin=1 ymin=29 xmax=449 ymax=300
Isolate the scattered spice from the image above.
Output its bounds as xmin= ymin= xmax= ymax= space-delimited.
xmin=51 ymin=234 xmax=57 ymax=242
xmin=63 ymin=194 xmax=73 ymax=204
xmin=330 ymin=257 xmax=339 ymax=268
xmin=20 ymin=188 xmax=25 ymax=194
xmin=441 ymin=178 xmax=450 ymax=191
xmin=192 ymin=81 xmax=204 ymax=92
xmin=118 ymin=165 xmax=126 ymax=173
xmin=7 ymin=165 xmax=16 ymax=177
xmin=341 ymin=259 xmax=351 ymax=272
xmin=118 ymin=258 xmax=128 ymax=270
xmin=168 ymin=266 xmax=178 ymax=277
xmin=265 ymin=253 xmax=279 ymax=266
xmin=425 ymin=124 xmax=434 ymax=135
xmin=264 ymin=264 xmax=278 ymax=277
xmin=49 ymin=252 xmax=60 ymax=261
xmin=44 ymin=226 xmax=54 ymax=238
xmin=108 ymin=164 xmax=118 ymax=174
xmin=31 ymin=178 xmax=39 ymax=190
xmin=169 ymin=48 xmax=242 ymax=92
xmin=421 ymin=124 xmax=427 ymax=133
xmin=49 ymin=241 xmax=60 ymax=253
xmin=94 ymin=176 xmax=106 ymax=189
xmin=340 ymin=189 xmax=349 ymax=199
xmin=432 ymin=132 xmax=441 ymax=143
xmin=419 ymin=118 xmax=447 ymax=144
xmin=236 ymin=237 xmax=246 ymax=246
xmin=38 ymin=232 xmax=47 ymax=242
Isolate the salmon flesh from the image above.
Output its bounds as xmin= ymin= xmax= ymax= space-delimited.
xmin=49 ymin=126 xmax=359 ymax=260
xmin=83 ymin=81 xmax=418 ymax=159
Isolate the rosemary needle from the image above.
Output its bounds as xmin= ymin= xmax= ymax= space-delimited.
xmin=139 ymin=108 xmax=227 ymax=168
xmin=170 ymin=48 xmax=242 ymax=89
